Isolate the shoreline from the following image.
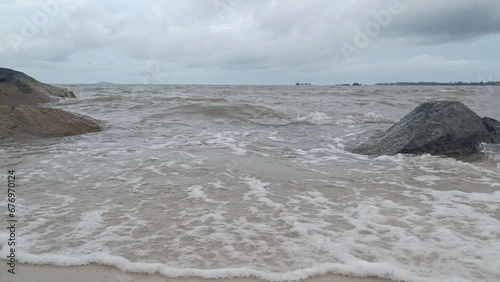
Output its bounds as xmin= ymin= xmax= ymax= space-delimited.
xmin=0 ymin=263 xmax=393 ymax=282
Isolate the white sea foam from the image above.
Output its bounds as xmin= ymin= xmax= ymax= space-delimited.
xmin=293 ymin=111 xmax=393 ymax=126
xmin=413 ymin=175 xmax=441 ymax=185
xmin=0 ymin=251 xmax=425 ymax=281
xmin=183 ymin=185 xmax=218 ymax=203
xmin=480 ymin=144 xmax=500 ymax=169
xmin=70 ymin=209 xmax=108 ymax=238
xmin=336 ymin=112 xmax=394 ymax=126
xmin=295 ymin=112 xmax=335 ymax=125
xmin=242 ymin=176 xmax=270 ymax=198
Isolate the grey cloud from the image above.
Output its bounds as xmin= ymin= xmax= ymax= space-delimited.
xmin=1 ymin=0 xmax=499 ymax=84
xmin=382 ymin=0 xmax=500 ymax=43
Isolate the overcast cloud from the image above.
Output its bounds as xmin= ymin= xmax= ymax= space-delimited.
xmin=1 ymin=0 xmax=499 ymax=84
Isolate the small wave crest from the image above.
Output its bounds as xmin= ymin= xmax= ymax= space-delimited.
xmin=295 ymin=112 xmax=335 ymax=125
xmin=480 ymin=144 xmax=500 ymax=168
xmin=158 ymin=102 xmax=284 ymax=121
xmin=293 ymin=112 xmax=394 ymax=126
xmin=373 ymin=153 xmax=500 ymax=176
xmin=336 ymin=112 xmax=394 ymax=125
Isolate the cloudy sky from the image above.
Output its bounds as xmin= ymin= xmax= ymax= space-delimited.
xmin=1 ymin=0 xmax=499 ymax=84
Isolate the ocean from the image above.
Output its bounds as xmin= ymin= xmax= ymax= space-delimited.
xmin=1 ymin=85 xmax=499 ymax=281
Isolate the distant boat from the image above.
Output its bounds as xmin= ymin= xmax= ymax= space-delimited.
xmin=352 ymin=82 xmax=362 ymax=86
xmin=295 ymin=82 xmax=312 ymax=86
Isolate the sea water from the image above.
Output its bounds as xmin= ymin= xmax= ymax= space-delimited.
xmin=0 ymin=85 xmax=499 ymax=281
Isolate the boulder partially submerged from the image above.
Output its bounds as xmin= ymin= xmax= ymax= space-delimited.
xmin=0 ymin=106 xmax=101 ymax=139
xmin=352 ymin=101 xmax=500 ymax=158
xmin=0 ymin=68 xmax=101 ymax=140
xmin=0 ymin=67 xmax=75 ymax=106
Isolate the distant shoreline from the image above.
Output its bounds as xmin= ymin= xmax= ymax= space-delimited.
xmin=376 ymin=81 xmax=500 ymax=86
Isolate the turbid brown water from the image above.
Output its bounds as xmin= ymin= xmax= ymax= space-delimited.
xmin=1 ymin=85 xmax=499 ymax=282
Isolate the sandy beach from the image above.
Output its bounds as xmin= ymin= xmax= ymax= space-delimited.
xmin=0 ymin=263 xmax=392 ymax=282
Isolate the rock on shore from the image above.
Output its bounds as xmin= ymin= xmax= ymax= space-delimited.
xmin=352 ymin=101 xmax=500 ymax=158
xmin=0 ymin=106 xmax=101 ymax=139
xmin=0 ymin=68 xmax=75 ymax=106
xmin=0 ymin=68 xmax=102 ymax=140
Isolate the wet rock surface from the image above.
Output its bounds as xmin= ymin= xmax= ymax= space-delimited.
xmin=352 ymin=101 xmax=500 ymax=158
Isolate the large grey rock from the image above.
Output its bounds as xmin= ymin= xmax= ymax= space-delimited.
xmin=352 ymin=101 xmax=500 ymax=157
xmin=0 ymin=68 xmax=75 ymax=106
xmin=0 ymin=105 xmax=101 ymax=140
xmin=0 ymin=68 xmax=102 ymax=140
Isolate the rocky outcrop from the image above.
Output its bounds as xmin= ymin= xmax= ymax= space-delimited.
xmin=0 ymin=68 xmax=101 ymax=140
xmin=483 ymin=117 xmax=500 ymax=143
xmin=0 ymin=68 xmax=75 ymax=106
xmin=0 ymin=106 xmax=101 ymax=139
xmin=352 ymin=101 xmax=500 ymax=158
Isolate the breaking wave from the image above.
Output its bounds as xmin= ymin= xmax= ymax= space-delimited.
xmin=156 ymin=102 xmax=284 ymax=121
xmin=293 ymin=112 xmax=394 ymax=126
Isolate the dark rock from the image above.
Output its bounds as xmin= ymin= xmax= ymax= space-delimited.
xmin=352 ymin=82 xmax=362 ymax=86
xmin=0 ymin=105 xmax=101 ymax=140
xmin=352 ymin=101 xmax=500 ymax=158
xmin=0 ymin=68 xmax=76 ymax=106
xmin=483 ymin=117 xmax=500 ymax=143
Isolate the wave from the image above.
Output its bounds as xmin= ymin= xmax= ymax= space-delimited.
xmin=336 ymin=112 xmax=395 ymax=125
xmin=155 ymin=102 xmax=284 ymax=121
xmin=479 ymin=144 xmax=500 ymax=168
xmin=295 ymin=112 xmax=335 ymax=125
xmin=373 ymin=153 xmax=500 ymax=175
xmin=0 ymin=251 xmax=419 ymax=282
xmin=293 ymin=112 xmax=394 ymax=126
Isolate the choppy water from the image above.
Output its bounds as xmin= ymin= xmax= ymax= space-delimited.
xmin=1 ymin=85 xmax=499 ymax=282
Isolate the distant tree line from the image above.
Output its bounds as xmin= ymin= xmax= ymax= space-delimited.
xmin=376 ymin=81 xmax=500 ymax=86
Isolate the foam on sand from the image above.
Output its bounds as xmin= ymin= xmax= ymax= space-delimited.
xmin=0 ymin=263 xmax=394 ymax=282
xmin=0 ymin=251 xmax=416 ymax=281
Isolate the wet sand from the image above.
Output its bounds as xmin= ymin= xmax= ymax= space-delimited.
xmin=0 ymin=263 xmax=393 ymax=282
